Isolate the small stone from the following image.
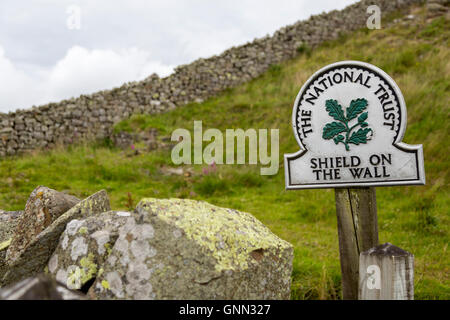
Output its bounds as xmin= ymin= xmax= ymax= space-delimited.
xmin=427 ymin=3 xmax=448 ymax=15
xmin=0 ymin=274 xmax=86 ymax=300
xmin=6 ymin=186 xmax=80 ymax=264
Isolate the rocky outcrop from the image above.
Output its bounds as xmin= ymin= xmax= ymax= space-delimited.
xmin=1 ymin=189 xmax=110 ymax=287
xmin=0 ymin=0 xmax=424 ymax=156
xmin=0 ymin=188 xmax=293 ymax=299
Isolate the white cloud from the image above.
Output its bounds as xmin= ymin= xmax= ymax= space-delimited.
xmin=46 ymin=46 xmax=173 ymax=101
xmin=0 ymin=0 xmax=359 ymax=112
xmin=0 ymin=47 xmax=40 ymax=112
xmin=0 ymin=45 xmax=174 ymax=112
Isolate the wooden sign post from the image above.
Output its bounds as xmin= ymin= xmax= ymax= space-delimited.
xmin=335 ymin=187 xmax=378 ymax=299
xmin=284 ymin=61 xmax=425 ymax=300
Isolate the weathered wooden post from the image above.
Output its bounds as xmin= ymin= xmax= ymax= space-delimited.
xmin=335 ymin=187 xmax=378 ymax=299
xmin=284 ymin=61 xmax=425 ymax=300
xmin=359 ymin=243 xmax=414 ymax=300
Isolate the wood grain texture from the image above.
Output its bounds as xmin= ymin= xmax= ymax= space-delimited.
xmin=359 ymin=243 xmax=414 ymax=300
xmin=335 ymin=187 xmax=378 ymax=300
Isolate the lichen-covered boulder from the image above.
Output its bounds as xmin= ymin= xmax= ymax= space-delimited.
xmin=0 ymin=239 xmax=11 ymax=284
xmin=0 ymin=210 xmax=23 ymax=242
xmin=90 ymin=198 xmax=293 ymax=300
xmin=1 ymin=190 xmax=110 ymax=287
xmin=0 ymin=211 xmax=24 ymax=283
xmin=0 ymin=274 xmax=86 ymax=300
xmin=48 ymin=211 xmax=131 ymax=291
xmin=6 ymin=186 xmax=80 ymax=263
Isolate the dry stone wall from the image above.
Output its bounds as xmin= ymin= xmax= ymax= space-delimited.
xmin=0 ymin=0 xmax=423 ymax=156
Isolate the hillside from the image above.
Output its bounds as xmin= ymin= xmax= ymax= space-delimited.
xmin=0 ymin=4 xmax=449 ymax=299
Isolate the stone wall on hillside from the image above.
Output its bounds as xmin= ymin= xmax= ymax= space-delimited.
xmin=0 ymin=0 xmax=423 ymax=156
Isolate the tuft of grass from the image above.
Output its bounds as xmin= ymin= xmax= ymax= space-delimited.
xmin=113 ymin=113 xmax=173 ymax=136
xmin=420 ymin=16 xmax=448 ymax=38
xmin=296 ymin=43 xmax=312 ymax=57
xmin=193 ymin=175 xmax=231 ymax=197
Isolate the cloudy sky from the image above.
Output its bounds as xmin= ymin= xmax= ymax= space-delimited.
xmin=0 ymin=0 xmax=358 ymax=113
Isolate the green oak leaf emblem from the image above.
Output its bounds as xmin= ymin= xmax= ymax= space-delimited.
xmin=322 ymin=98 xmax=373 ymax=151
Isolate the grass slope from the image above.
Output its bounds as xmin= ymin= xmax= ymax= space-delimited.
xmin=1 ymin=6 xmax=448 ymax=299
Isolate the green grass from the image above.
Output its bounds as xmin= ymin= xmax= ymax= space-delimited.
xmin=1 ymin=6 xmax=449 ymax=299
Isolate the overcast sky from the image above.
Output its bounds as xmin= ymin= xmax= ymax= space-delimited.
xmin=0 ymin=0 xmax=358 ymax=113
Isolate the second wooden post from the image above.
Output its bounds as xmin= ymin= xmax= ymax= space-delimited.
xmin=334 ymin=187 xmax=378 ymax=300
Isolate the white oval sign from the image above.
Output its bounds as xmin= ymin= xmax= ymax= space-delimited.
xmin=285 ymin=61 xmax=425 ymax=189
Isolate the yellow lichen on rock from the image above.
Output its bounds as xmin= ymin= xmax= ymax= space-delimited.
xmin=0 ymin=238 xmax=11 ymax=251
xmin=104 ymin=243 xmax=112 ymax=255
xmin=65 ymin=253 xmax=99 ymax=289
xmin=79 ymin=253 xmax=98 ymax=284
xmin=137 ymin=198 xmax=292 ymax=272
xmin=101 ymin=279 xmax=110 ymax=289
xmin=67 ymin=266 xmax=83 ymax=289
